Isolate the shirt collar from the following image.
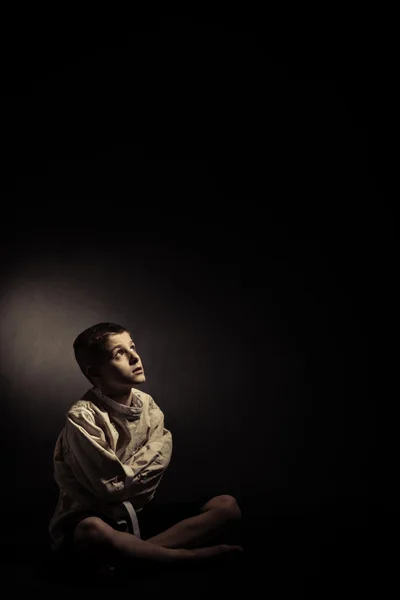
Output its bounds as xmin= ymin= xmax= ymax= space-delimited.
xmin=90 ymin=386 xmax=144 ymax=421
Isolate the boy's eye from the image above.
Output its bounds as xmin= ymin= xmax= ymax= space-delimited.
xmin=115 ymin=345 xmax=136 ymax=357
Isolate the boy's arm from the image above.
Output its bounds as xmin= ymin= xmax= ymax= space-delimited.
xmin=61 ymin=407 xmax=171 ymax=505
xmin=146 ymin=394 xmax=168 ymax=438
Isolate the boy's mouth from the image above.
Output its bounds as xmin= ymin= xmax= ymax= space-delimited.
xmin=132 ymin=367 xmax=143 ymax=373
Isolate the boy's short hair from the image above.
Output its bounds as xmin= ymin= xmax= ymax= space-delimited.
xmin=73 ymin=322 xmax=128 ymax=383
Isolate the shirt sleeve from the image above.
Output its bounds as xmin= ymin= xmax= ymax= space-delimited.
xmin=64 ymin=403 xmax=172 ymax=507
xmin=65 ymin=407 xmax=136 ymax=504
xmin=147 ymin=394 xmax=170 ymax=440
xmin=124 ymin=395 xmax=173 ymax=488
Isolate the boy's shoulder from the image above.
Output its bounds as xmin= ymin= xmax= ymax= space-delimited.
xmin=67 ymin=390 xmax=105 ymax=416
xmin=68 ymin=398 xmax=96 ymax=412
xmin=132 ymin=388 xmax=158 ymax=409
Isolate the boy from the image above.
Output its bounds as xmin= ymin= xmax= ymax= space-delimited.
xmin=49 ymin=322 xmax=243 ymax=577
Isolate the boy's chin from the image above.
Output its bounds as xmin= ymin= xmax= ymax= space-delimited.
xmin=132 ymin=373 xmax=146 ymax=383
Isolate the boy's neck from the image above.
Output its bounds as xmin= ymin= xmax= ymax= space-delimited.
xmin=99 ymin=387 xmax=132 ymax=407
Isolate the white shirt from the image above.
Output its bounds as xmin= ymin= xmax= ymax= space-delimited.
xmin=48 ymin=386 xmax=173 ymax=552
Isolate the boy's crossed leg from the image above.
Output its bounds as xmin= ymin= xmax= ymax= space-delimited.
xmin=73 ymin=495 xmax=243 ymax=571
xmin=144 ymin=494 xmax=242 ymax=549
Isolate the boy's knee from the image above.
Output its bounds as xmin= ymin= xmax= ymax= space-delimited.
xmin=74 ymin=516 xmax=114 ymax=551
xmin=219 ymin=495 xmax=242 ymax=521
xmin=202 ymin=495 xmax=242 ymax=521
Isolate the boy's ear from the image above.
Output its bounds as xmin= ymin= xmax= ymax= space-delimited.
xmin=86 ymin=365 xmax=99 ymax=379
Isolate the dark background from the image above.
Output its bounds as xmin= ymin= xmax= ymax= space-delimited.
xmin=0 ymin=14 xmax=394 ymax=591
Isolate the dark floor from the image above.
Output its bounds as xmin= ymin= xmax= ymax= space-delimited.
xmin=0 ymin=498 xmax=389 ymax=596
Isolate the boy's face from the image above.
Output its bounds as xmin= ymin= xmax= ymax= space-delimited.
xmin=89 ymin=331 xmax=146 ymax=394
